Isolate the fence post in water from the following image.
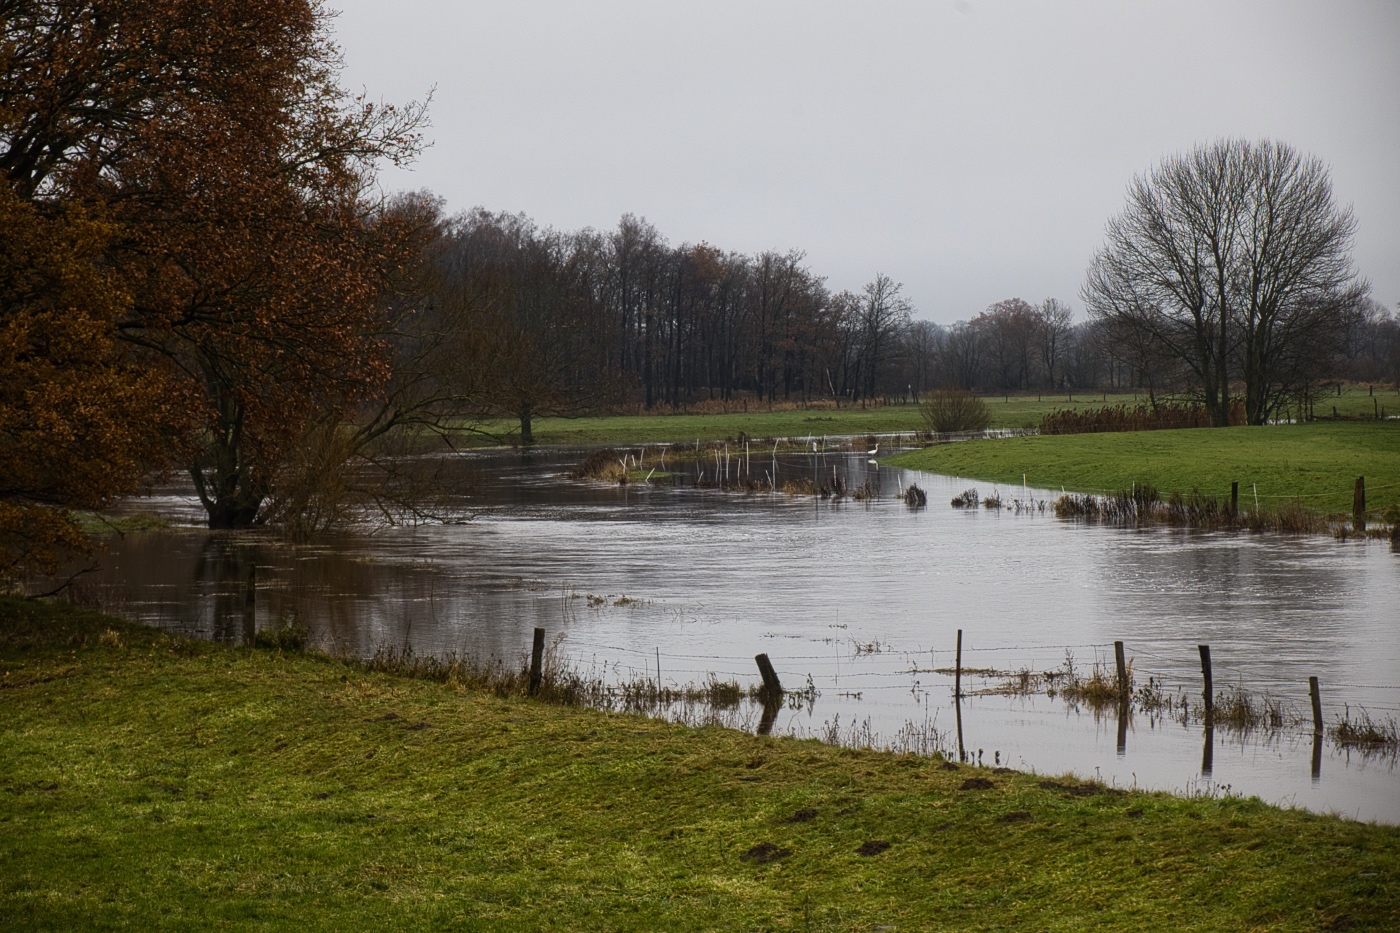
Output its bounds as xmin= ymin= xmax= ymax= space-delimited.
xmin=1230 ymin=481 xmax=1239 ymax=516
xmin=755 ymin=653 xmax=784 ymax=701
xmin=1116 ymin=698 xmax=1129 ymax=758
xmin=1353 ymin=476 xmax=1366 ymax=532
xmin=1198 ymin=645 xmax=1213 ymax=713
xmin=1114 ymin=640 xmax=1128 ymax=696
xmin=954 ymin=629 xmax=964 ymax=699
xmin=528 ymin=627 xmax=545 ymax=696
xmin=1309 ymin=676 xmax=1324 ymax=735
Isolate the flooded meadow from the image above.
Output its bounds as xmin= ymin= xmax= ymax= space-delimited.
xmin=81 ymin=442 xmax=1400 ymax=822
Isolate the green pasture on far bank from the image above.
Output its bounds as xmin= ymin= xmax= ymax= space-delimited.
xmin=454 ymin=384 xmax=1397 ymax=449
xmin=3 ymin=598 xmax=1398 ymax=931
xmin=460 ymin=392 xmax=1145 ymax=447
xmin=889 ymin=421 xmax=1400 ymax=518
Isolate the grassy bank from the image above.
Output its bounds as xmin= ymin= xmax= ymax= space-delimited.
xmin=3 ymin=600 xmax=1398 ymax=931
xmin=890 ymin=421 xmax=1400 ymax=518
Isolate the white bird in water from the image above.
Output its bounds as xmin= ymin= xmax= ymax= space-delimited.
xmin=867 ymin=443 xmax=879 ymax=455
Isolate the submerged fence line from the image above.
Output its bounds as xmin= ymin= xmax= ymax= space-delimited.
xmin=532 ymin=630 xmax=1400 ymax=720
xmin=495 ymin=623 xmax=1399 ymax=776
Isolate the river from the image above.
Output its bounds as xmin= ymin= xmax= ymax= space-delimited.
xmin=82 ymin=443 xmax=1400 ymax=822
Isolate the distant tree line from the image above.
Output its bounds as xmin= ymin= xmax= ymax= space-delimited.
xmin=416 ymin=210 xmax=1117 ymax=437
xmin=414 ymin=201 xmax=1399 ymax=441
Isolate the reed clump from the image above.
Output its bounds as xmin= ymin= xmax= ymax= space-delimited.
xmin=571 ymin=448 xmax=630 ymax=484
xmin=950 ymin=488 xmax=979 ymax=508
xmin=904 ymin=484 xmax=927 ymax=508
xmin=1211 ymin=685 xmax=1290 ymax=734
xmin=851 ymin=480 xmax=878 ymax=501
xmin=1053 ymin=654 xmax=1131 ymax=708
xmin=1330 ymin=707 xmax=1400 ymax=756
xmin=781 ymin=477 xmax=816 ymax=495
xmin=1039 ymin=399 xmax=1246 ymax=435
xmin=1053 ymin=487 xmax=1331 ymax=535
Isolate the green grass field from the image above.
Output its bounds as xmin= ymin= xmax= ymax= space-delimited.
xmin=460 ymin=392 xmax=1149 ymax=447
xmin=453 ymin=384 xmax=1399 ymax=449
xmin=889 ymin=421 xmax=1400 ymax=517
xmin=3 ymin=599 xmax=1398 ymax=931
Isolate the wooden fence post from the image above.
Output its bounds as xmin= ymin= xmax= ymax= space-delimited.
xmin=1198 ymin=645 xmax=1213 ymax=713
xmin=1309 ymin=676 xmax=1323 ymax=735
xmin=1114 ymin=640 xmax=1128 ymax=696
xmin=954 ymin=629 xmax=963 ymax=700
xmin=755 ymin=653 xmax=783 ymax=701
xmin=1116 ymin=699 xmax=1129 ymax=757
xmin=1354 ymin=476 xmax=1366 ymax=532
xmin=1230 ymin=481 xmax=1239 ymax=515
xmin=528 ymin=627 xmax=545 ymax=696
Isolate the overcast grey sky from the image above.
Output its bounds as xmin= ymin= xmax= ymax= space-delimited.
xmin=330 ymin=0 xmax=1399 ymax=325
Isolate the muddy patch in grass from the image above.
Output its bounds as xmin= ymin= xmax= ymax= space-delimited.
xmin=857 ymin=840 xmax=891 ymax=856
xmin=959 ymin=777 xmax=995 ymax=790
xmin=741 ymin=842 xmax=791 ymax=864
xmin=784 ymin=808 xmax=818 ymax=823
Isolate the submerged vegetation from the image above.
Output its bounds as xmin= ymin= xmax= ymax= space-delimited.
xmin=960 ymin=652 xmax=1399 ymax=758
xmin=1051 ymin=486 xmax=1336 ymax=536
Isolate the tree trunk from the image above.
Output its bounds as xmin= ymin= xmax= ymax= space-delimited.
xmin=519 ymin=400 xmax=535 ymax=446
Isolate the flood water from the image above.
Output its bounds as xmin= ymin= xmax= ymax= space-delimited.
xmin=82 ymin=443 xmax=1400 ymax=823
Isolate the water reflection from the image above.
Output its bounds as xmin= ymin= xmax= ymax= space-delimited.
xmin=79 ymin=444 xmax=1400 ymax=822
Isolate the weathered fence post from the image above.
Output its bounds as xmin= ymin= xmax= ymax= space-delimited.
xmin=1114 ymin=640 xmax=1128 ymax=696
xmin=1201 ymin=715 xmax=1214 ymax=777
xmin=1198 ymin=645 xmax=1213 ymax=713
xmin=954 ymin=629 xmax=964 ymax=700
xmin=755 ymin=653 xmax=783 ymax=701
xmin=955 ymin=689 xmax=966 ymax=763
xmin=1353 ymin=476 xmax=1366 ymax=532
xmin=528 ymin=627 xmax=545 ymax=696
xmin=1309 ymin=676 xmax=1325 ymax=778
xmin=1116 ymin=699 xmax=1129 ymax=757
xmin=1230 ymin=481 xmax=1239 ymax=515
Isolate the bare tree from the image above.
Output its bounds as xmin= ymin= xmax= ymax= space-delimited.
xmin=1084 ymin=139 xmax=1366 ymax=425
xmin=975 ymin=298 xmax=1039 ymax=391
xmin=902 ymin=319 xmax=944 ymax=398
xmin=1037 ymin=298 xmax=1074 ymax=389
xmin=940 ymin=320 xmax=984 ymax=390
xmin=857 ymin=273 xmax=913 ymax=400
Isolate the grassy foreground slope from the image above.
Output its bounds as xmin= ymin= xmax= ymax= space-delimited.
xmin=3 ymin=599 xmax=1397 ymax=932
xmin=889 ymin=421 xmax=1400 ymax=517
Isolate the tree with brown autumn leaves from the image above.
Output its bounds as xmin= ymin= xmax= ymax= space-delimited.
xmin=2 ymin=0 xmax=429 ymax=564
